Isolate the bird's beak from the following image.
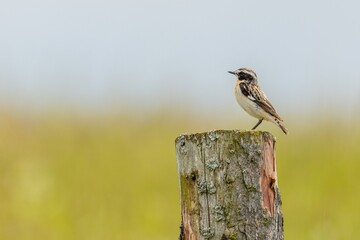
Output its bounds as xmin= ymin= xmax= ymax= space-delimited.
xmin=228 ymin=71 xmax=236 ymax=75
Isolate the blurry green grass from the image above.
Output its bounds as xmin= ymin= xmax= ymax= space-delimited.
xmin=0 ymin=112 xmax=359 ymax=239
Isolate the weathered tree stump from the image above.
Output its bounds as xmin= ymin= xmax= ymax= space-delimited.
xmin=175 ymin=130 xmax=283 ymax=240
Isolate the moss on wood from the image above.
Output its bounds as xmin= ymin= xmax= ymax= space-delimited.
xmin=176 ymin=130 xmax=283 ymax=240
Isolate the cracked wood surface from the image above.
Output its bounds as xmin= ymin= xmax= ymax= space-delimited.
xmin=176 ymin=130 xmax=283 ymax=240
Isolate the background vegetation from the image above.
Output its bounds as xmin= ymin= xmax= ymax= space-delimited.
xmin=0 ymin=110 xmax=359 ymax=240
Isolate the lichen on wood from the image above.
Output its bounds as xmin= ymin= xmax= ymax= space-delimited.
xmin=176 ymin=130 xmax=283 ymax=240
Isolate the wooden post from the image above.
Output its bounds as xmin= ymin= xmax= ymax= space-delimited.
xmin=175 ymin=130 xmax=283 ymax=240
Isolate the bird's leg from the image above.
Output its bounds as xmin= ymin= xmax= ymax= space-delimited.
xmin=251 ymin=119 xmax=263 ymax=130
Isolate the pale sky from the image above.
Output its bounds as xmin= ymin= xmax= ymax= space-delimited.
xmin=1 ymin=0 xmax=360 ymax=117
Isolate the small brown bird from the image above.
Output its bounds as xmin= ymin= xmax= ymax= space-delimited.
xmin=228 ymin=68 xmax=288 ymax=134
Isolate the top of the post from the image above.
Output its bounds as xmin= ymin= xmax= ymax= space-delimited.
xmin=175 ymin=129 xmax=275 ymax=145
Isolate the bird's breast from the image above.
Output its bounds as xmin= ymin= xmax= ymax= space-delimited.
xmin=234 ymin=83 xmax=269 ymax=120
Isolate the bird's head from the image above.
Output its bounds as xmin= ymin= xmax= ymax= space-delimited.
xmin=228 ymin=68 xmax=257 ymax=83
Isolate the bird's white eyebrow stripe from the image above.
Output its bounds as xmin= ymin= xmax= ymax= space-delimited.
xmin=238 ymin=69 xmax=257 ymax=79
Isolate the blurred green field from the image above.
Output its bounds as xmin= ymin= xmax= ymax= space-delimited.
xmin=0 ymin=111 xmax=359 ymax=239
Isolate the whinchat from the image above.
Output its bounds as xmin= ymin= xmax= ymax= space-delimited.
xmin=228 ymin=68 xmax=288 ymax=134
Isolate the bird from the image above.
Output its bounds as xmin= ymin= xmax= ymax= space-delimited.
xmin=228 ymin=67 xmax=288 ymax=134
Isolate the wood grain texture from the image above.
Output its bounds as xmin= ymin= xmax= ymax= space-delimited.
xmin=176 ymin=130 xmax=283 ymax=240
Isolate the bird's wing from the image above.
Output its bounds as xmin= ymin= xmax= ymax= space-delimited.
xmin=240 ymin=83 xmax=283 ymax=121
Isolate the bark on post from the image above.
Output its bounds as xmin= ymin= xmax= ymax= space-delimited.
xmin=175 ymin=130 xmax=283 ymax=240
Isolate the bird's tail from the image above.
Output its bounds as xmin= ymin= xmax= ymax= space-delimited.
xmin=275 ymin=119 xmax=288 ymax=135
